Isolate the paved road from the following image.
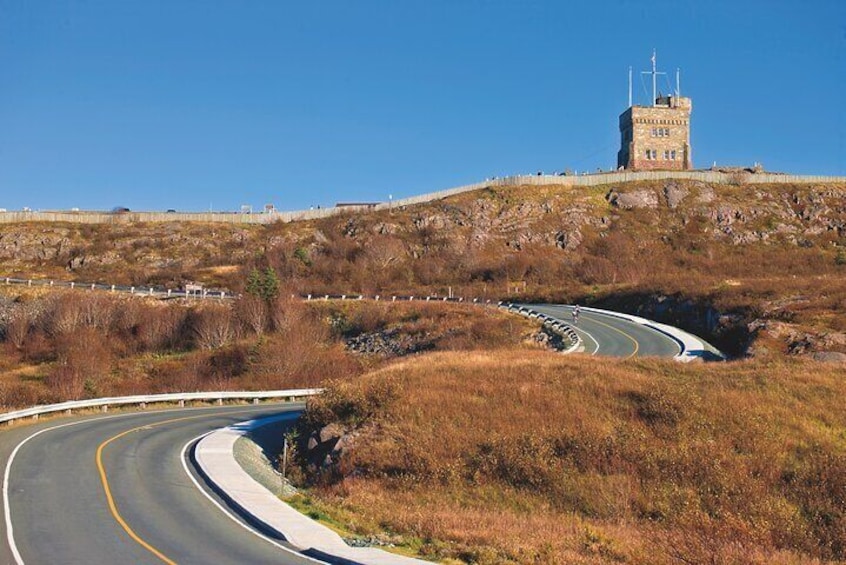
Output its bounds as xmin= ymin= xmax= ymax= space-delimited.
xmin=1 ymin=404 xmax=311 ymax=565
xmin=524 ymin=304 xmax=682 ymax=358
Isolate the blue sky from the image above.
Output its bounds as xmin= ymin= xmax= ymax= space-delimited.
xmin=1 ymin=1 xmax=844 ymax=212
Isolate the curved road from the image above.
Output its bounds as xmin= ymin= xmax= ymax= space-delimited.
xmin=1 ymin=404 xmax=311 ymax=565
xmin=522 ymin=303 xmax=682 ymax=358
xmin=0 ymin=306 xmax=691 ymax=565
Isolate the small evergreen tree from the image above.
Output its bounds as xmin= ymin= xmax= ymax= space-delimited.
xmin=262 ymin=266 xmax=280 ymax=301
xmin=245 ymin=268 xmax=263 ymax=298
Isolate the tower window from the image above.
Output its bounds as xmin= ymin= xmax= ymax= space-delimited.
xmin=663 ymin=150 xmax=670 ymax=160
xmin=671 ymin=150 xmax=677 ymax=160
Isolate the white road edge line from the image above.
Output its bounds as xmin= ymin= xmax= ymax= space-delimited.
xmin=179 ymin=428 xmax=326 ymax=564
xmin=3 ymin=412 xmax=134 ymax=565
xmin=572 ymin=324 xmax=601 ymax=355
xmin=2 ymin=404 xmax=279 ymax=565
xmin=538 ymin=305 xmax=600 ymax=355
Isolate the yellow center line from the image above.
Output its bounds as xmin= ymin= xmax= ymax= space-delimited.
xmin=583 ymin=314 xmax=640 ymax=358
xmin=95 ymin=409 xmax=257 ymax=564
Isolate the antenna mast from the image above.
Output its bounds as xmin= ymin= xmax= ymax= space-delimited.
xmin=640 ymin=49 xmax=665 ymax=106
xmin=676 ymin=67 xmax=680 ymax=97
xmin=652 ymin=49 xmax=657 ymax=105
xmin=628 ymin=66 xmax=632 ymax=107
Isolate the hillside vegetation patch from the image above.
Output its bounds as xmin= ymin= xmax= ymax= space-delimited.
xmin=294 ymin=352 xmax=846 ymax=564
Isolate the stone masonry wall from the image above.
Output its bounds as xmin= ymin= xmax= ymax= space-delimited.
xmin=620 ymin=99 xmax=692 ymax=171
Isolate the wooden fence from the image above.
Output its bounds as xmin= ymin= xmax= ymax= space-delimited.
xmin=2 ymin=171 xmax=844 ymax=225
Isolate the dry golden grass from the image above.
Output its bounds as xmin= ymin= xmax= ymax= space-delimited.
xmin=298 ymin=351 xmax=846 ymax=564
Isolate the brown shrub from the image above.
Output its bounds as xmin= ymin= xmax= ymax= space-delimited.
xmin=135 ymin=303 xmax=189 ymax=351
xmin=190 ymin=304 xmax=238 ymax=349
xmin=46 ymin=327 xmax=113 ymax=399
xmin=234 ymin=295 xmax=268 ymax=336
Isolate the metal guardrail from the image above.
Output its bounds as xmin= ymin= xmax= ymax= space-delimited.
xmin=500 ymin=302 xmax=582 ymax=354
xmin=0 ymin=389 xmax=322 ymax=425
xmin=303 ymin=293 xmax=493 ymax=304
xmin=1 ymin=277 xmax=510 ymax=306
xmin=2 ymin=276 xmax=235 ymax=300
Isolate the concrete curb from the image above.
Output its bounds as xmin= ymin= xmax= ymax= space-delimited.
xmin=194 ymin=415 xmax=431 ymax=565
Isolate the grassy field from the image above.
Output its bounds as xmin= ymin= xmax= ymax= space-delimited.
xmin=295 ymin=351 xmax=846 ymax=564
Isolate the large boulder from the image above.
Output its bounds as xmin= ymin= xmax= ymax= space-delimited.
xmin=663 ymin=182 xmax=689 ymax=209
xmin=606 ymin=189 xmax=658 ymax=209
xmin=812 ymin=351 xmax=846 ymax=363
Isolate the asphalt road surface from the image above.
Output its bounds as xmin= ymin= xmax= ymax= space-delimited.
xmin=525 ymin=304 xmax=682 ymax=358
xmin=0 ymin=404 xmax=311 ymax=565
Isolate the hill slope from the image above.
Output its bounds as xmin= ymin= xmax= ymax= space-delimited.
xmin=2 ymin=178 xmax=846 ymax=357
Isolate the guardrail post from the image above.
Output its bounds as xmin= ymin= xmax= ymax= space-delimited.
xmin=130 ymin=286 xmax=135 ymax=294
xmin=324 ymin=295 xmax=329 ymax=300
xmin=91 ymin=283 xmax=96 ymax=291
xmin=216 ymin=398 xmax=223 ymax=406
xmin=28 ymin=280 xmax=32 ymax=287
xmin=178 ymin=400 xmax=185 ymax=407
xmin=307 ymin=294 xmax=312 ymax=301
xmin=102 ymin=405 xmax=108 ymax=412
xmin=5 ymin=278 xmax=8 ymax=284
xmin=220 ymin=291 xmax=224 ymax=299
xmin=65 ymin=409 xmax=72 ymax=415
xmin=167 ymin=289 xmax=172 ymax=297
xmin=111 ymin=285 xmax=115 ymax=292
xmin=140 ymin=402 xmax=146 ymax=409
xmin=252 ymin=398 xmax=259 ymax=405
xmin=149 ymin=287 xmax=154 ymax=295
xmin=392 ymin=296 xmax=396 ymax=302
xmin=409 ymin=296 xmax=414 ymax=302
xmin=341 ymin=295 xmax=346 ymax=300
xmin=375 ymin=295 xmax=379 ymax=301
xmin=50 ymin=280 xmax=54 ymax=286
xmin=70 ymin=282 xmax=74 ymax=289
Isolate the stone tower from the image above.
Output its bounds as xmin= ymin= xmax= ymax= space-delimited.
xmin=617 ymin=54 xmax=692 ymax=171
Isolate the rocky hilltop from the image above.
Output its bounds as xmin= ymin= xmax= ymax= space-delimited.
xmin=2 ymin=179 xmax=845 ymax=358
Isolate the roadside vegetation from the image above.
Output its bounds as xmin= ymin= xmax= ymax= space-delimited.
xmin=293 ymin=351 xmax=846 ymax=564
xmin=0 ymin=290 xmax=540 ymax=409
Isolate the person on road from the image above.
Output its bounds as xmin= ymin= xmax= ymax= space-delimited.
xmin=572 ymin=304 xmax=580 ymax=325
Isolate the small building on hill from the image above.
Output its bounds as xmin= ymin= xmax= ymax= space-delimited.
xmin=617 ymin=52 xmax=693 ymax=171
